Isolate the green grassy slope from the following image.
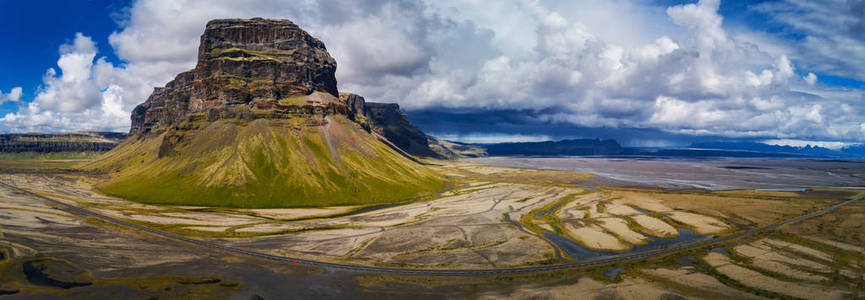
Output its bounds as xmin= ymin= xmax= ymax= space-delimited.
xmin=83 ymin=115 xmax=446 ymax=208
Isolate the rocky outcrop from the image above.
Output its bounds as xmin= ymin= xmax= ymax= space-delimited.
xmin=340 ymin=92 xmax=366 ymax=118
xmin=0 ymin=132 xmax=126 ymax=153
xmin=131 ymin=18 xmax=340 ymax=134
xmin=363 ymin=103 xmax=441 ymax=158
xmin=338 ymin=93 xmax=441 ymax=158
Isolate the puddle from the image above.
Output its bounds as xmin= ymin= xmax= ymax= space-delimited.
xmin=536 ymin=204 xmax=561 ymax=217
xmin=676 ymin=255 xmax=699 ymax=266
xmin=544 ymin=229 xmax=712 ymax=261
xmin=23 ymin=259 xmax=92 ymax=289
xmin=710 ymin=247 xmax=730 ymax=255
xmin=757 ymin=188 xmax=807 ymax=192
xmin=602 ymin=267 xmax=626 ymax=281
xmin=543 ymin=233 xmax=613 ymax=261
xmin=628 ymin=205 xmax=652 ymax=214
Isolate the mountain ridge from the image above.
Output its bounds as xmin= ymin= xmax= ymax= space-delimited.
xmin=0 ymin=132 xmax=126 ymax=153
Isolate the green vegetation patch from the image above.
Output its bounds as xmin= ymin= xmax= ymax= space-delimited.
xmin=89 ymin=117 xmax=448 ymax=208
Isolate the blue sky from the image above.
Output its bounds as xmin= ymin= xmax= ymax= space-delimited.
xmin=0 ymin=0 xmax=129 ymax=111
xmin=1 ymin=0 xmax=863 ymax=147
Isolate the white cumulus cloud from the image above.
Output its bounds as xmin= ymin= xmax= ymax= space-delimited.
xmin=0 ymin=87 xmax=22 ymax=104
xmin=1 ymin=0 xmax=863 ymax=144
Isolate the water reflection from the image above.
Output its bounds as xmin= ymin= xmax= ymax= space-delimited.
xmin=543 ymin=229 xmax=712 ymax=261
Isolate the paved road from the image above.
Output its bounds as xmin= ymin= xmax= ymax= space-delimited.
xmin=3 ymin=181 xmax=861 ymax=276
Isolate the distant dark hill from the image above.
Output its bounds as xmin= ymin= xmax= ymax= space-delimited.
xmin=0 ymin=132 xmax=126 ymax=153
xmin=634 ymin=148 xmax=804 ymax=158
xmin=690 ymin=142 xmax=841 ymax=157
xmin=483 ymin=139 xmax=623 ymax=156
xmin=677 ymin=142 xmax=865 ymax=158
xmin=840 ymin=144 xmax=865 ymax=157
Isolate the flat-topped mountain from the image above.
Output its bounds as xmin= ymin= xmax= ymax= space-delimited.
xmin=131 ymin=18 xmax=341 ymax=134
xmin=87 ymin=18 xmax=445 ymax=208
xmin=0 ymin=132 xmax=126 ymax=153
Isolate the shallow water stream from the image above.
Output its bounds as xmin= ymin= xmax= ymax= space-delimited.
xmin=543 ymin=229 xmax=712 ymax=261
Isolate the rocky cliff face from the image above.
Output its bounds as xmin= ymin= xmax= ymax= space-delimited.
xmin=128 ymin=18 xmax=443 ymax=159
xmin=338 ymin=93 xmax=442 ymax=158
xmin=0 ymin=132 xmax=126 ymax=153
xmin=131 ymin=18 xmax=340 ymax=134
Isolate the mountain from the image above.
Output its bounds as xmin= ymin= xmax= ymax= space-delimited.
xmin=84 ymin=18 xmax=444 ymax=208
xmin=483 ymin=139 xmax=623 ymax=156
xmin=0 ymin=132 xmax=126 ymax=153
xmin=689 ymin=142 xmax=842 ymax=157
xmin=841 ymin=144 xmax=865 ymax=157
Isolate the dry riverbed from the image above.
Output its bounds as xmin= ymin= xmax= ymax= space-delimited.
xmin=2 ymin=159 xmax=863 ymax=299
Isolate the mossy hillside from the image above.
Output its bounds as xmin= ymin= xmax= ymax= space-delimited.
xmin=86 ymin=116 xmax=446 ymax=208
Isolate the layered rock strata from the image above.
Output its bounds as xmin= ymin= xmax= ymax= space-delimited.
xmin=131 ymin=18 xmax=341 ymax=135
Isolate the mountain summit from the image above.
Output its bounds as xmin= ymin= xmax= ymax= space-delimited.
xmin=87 ymin=18 xmax=445 ymax=208
xmin=131 ymin=18 xmax=340 ymax=134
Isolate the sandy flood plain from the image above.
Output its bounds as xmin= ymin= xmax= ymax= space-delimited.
xmin=2 ymin=161 xmax=841 ymax=271
xmin=2 ymin=158 xmax=865 ymax=299
xmin=2 ymin=169 xmax=740 ymax=268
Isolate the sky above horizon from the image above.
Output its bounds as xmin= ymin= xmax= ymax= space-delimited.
xmin=1 ymin=0 xmax=864 ymax=147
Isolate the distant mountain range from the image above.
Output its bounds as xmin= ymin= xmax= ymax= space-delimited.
xmin=481 ymin=139 xmax=623 ymax=156
xmin=688 ymin=142 xmax=865 ymax=158
xmin=449 ymin=139 xmax=865 ymax=158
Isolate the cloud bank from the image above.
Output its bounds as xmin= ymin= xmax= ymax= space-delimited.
xmin=2 ymin=0 xmax=864 ymax=143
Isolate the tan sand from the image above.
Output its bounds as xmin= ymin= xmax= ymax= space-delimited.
xmin=733 ymin=244 xmax=828 ymax=281
xmin=457 ymin=165 xmax=517 ymax=175
xmin=667 ymin=211 xmax=728 ymax=234
xmin=233 ymin=222 xmax=306 ymax=233
xmin=478 ymin=276 xmax=673 ymax=300
xmin=598 ymin=218 xmax=647 ymax=245
xmin=124 ymin=213 xmax=260 ymax=226
xmin=613 ymin=193 xmax=673 ymax=212
xmin=159 ymin=212 xmax=264 ymax=225
xmin=605 ymin=202 xmax=642 ymax=215
xmin=564 ymin=223 xmax=629 ymax=251
xmin=703 ymin=252 xmax=844 ymax=299
xmin=760 ymin=238 xmax=834 ymax=262
xmin=183 ymin=226 xmax=231 ymax=232
xmin=242 ymin=206 xmax=359 ymax=220
xmin=556 ymin=205 xmax=586 ymax=220
xmin=0 ymin=207 xmax=81 ymax=229
xmin=802 ymin=236 xmax=865 ymax=254
xmin=642 ymin=268 xmax=764 ymax=299
xmin=631 ymin=215 xmax=678 ymax=237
